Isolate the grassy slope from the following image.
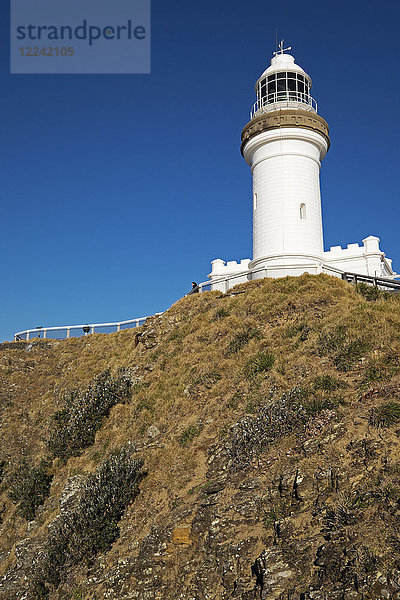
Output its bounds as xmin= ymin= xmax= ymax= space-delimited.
xmin=0 ymin=274 xmax=400 ymax=599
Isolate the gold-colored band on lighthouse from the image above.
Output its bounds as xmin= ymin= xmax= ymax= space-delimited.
xmin=241 ymin=109 xmax=330 ymax=156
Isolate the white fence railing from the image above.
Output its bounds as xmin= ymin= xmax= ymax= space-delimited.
xmin=14 ymin=314 xmax=164 ymax=342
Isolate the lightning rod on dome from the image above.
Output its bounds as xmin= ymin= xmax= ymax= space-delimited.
xmin=273 ymin=39 xmax=292 ymax=57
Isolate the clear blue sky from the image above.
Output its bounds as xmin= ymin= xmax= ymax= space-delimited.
xmin=1 ymin=0 xmax=399 ymax=341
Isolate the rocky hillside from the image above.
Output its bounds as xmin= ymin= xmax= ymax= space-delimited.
xmin=1 ymin=274 xmax=400 ymax=600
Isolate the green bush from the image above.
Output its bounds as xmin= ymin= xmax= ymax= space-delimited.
xmin=334 ymin=339 xmax=370 ymax=371
xmin=226 ymin=391 xmax=243 ymax=410
xmin=285 ymin=322 xmax=310 ymax=341
xmin=364 ymin=364 xmax=385 ymax=382
xmin=47 ymin=368 xmax=132 ymax=461
xmin=178 ymin=424 xmax=202 ymax=446
xmin=369 ymin=402 xmax=400 ymax=428
xmin=303 ymin=395 xmax=342 ymax=416
xmin=318 ymin=326 xmax=370 ymax=372
xmin=314 ymin=374 xmax=343 ymax=392
xmin=212 ymin=307 xmax=230 ymax=321
xmin=32 ymin=446 xmax=144 ymax=597
xmin=186 ymin=369 xmax=222 ymax=395
xmin=356 ymin=283 xmax=388 ymax=302
xmin=9 ymin=460 xmax=53 ymax=521
xmin=324 ymin=493 xmax=355 ymax=532
xmin=244 ymin=351 xmax=275 ymax=379
xmin=227 ymin=327 xmax=261 ymax=355
xmin=263 ymin=505 xmax=281 ymax=529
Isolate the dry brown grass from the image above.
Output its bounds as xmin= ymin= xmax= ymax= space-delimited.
xmin=0 ymin=274 xmax=400 ymax=597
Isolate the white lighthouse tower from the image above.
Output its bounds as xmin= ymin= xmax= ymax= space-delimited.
xmin=209 ymin=44 xmax=396 ymax=286
xmin=242 ymin=43 xmax=329 ymax=276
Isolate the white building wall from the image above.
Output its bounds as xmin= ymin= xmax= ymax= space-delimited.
xmin=208 ymin=237 xmax=396 ymax=291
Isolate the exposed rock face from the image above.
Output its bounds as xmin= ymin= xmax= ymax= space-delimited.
xmin=0 ymin=276 xmax=400 ymax=599
xmin=60 ymin=475 xmax=84 ymax=514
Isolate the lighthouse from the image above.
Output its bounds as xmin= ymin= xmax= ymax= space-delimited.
xmin=242 ymin=43 xmax=329 ymax=274
xmin=208 ymin=44 xmax=396 ymax=286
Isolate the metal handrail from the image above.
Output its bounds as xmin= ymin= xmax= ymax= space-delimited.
xmin=14 ymin=314 xmax=164 ymax=341
xmin=341 ymin=272 xmax=400 ymax=290
xmin=251 ymin=92 xmax=317 ymax=119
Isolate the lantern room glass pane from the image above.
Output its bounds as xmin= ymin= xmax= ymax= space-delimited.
xmin=277 ymin=78 xmax=286 ymax=92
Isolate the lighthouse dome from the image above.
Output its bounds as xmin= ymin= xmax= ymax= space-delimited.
xmin=257 ymin=53 xmax=311 ymax=85
xmin=251 ymin=51 xmax=317 ymax=118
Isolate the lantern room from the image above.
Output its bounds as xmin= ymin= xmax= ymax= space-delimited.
xmin=251 ymin=50 xmax=317 ymax=118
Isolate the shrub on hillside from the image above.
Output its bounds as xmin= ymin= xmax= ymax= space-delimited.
xmin=356 ymin=282 xmax=389 ymax=302
xmin=314 ymin=374 xmax=344 ymax=392
xmin=244 ymin=351 xmax=275 ymax=379
xmin=228 ymin=387 xmax=307 ymax=468
xmin=226 ymin=327 xmax=261 ymax=355
xmin=369 ymin=403 xmax=400 ymax=428
xmin=318 ymin=326 xmax=370 ymax=371
xmin=324 ymin=493 xmax=356 ymax=532
xmin=303 ymin=395 xmax=342 ymax=416
xmin=47 ymin=368 xmax=132 ymax=461
xmin=285 ymin=322 xmax=311 ymax=341
xmin=212 ymin=307 xmax=230 ymax=321
xmin=8 ymin=459 xmax=53 ymax=521
xmin=178 ymin=423 xmax=202 ymax=446
xmin=32 ymin=446 xmax=144 ymax=597
xmin=185 ymin=368 xmax=222 ymax=396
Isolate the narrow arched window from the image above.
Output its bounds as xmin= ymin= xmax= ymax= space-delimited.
xmin=300 ymin=203 xmax=306 ymax=220
xmin=253 ymin=193 xmax=258 ymax=211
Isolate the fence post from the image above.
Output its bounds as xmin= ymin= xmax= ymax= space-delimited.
xmin=26 ymin=331 xmax=30 ymax=341
xmin=67 ymin=328 xmax=71 ymax=339
xmin=43 ymin=330 xmax=47 ymax=339
xmin=91 ymin=326 xmax=95 ymax=334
